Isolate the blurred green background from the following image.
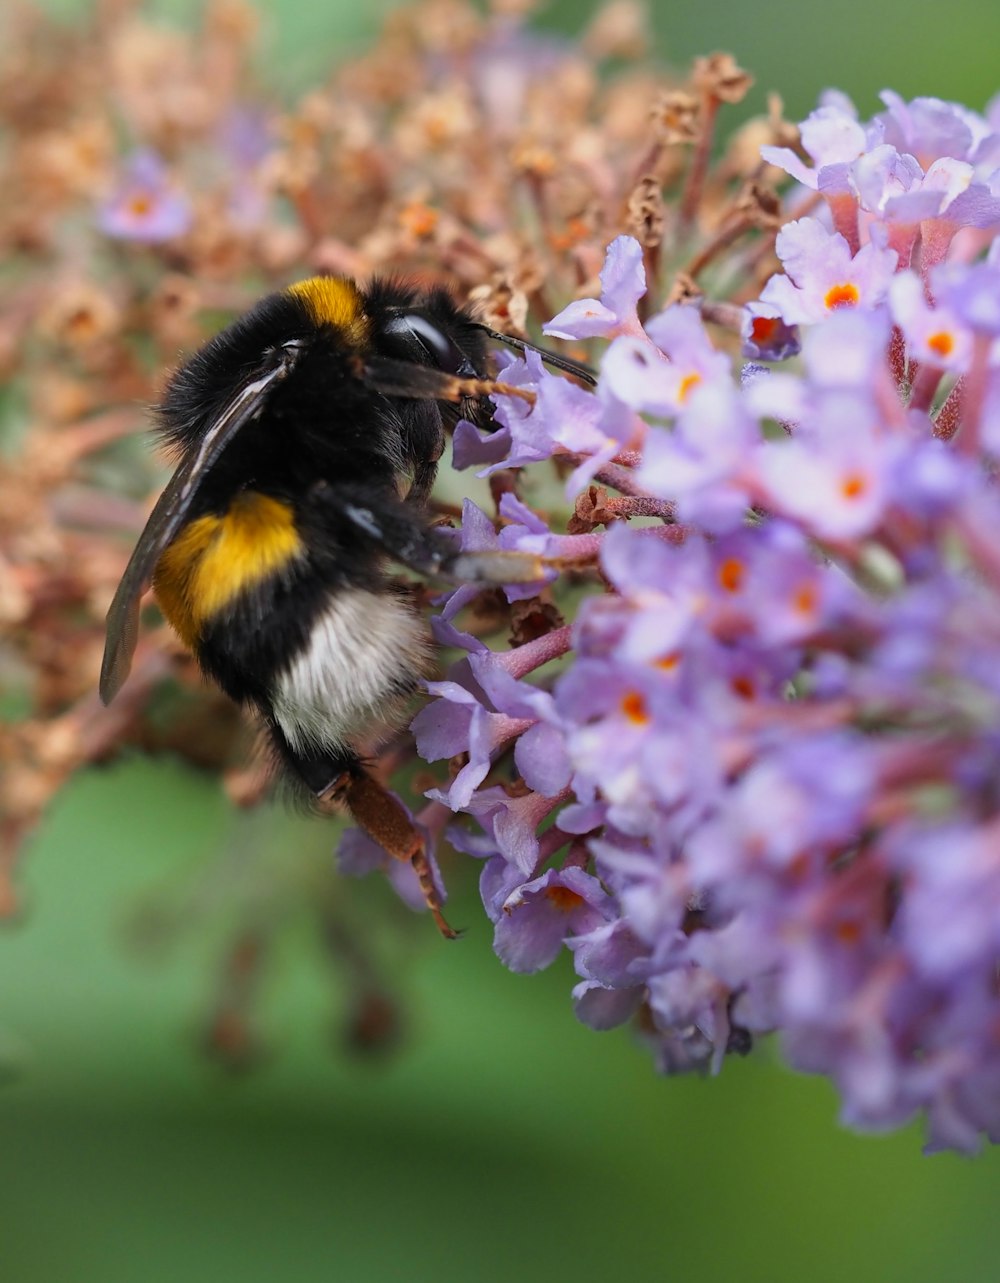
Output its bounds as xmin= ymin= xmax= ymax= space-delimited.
xmin=7 ymin=2 xmax=1000 ymax=1281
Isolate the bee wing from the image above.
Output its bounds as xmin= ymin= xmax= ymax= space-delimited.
xmin=99 ymin=347 xmax=300 ymax=704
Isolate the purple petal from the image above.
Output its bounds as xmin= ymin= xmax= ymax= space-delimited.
xmin=572 ymin=980 xmax=644 ymax=1030
xmin=514 ymin=721 xmax=571 ymax=796
xmin=452 ymin=420 xmax=513 ymax=470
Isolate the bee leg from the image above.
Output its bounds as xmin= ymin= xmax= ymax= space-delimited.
xmin=312 ymin=482 xmax=545 ymax=585
xmin=405 ymin=456 xmax=439 ymax=507
xmin=331 ymin=770 xmax=459 ymax=941
xmin=268 ymin=725 xmax=457 ymax=937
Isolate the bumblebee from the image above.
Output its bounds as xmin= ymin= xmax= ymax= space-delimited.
xmin=99 ymin=274 xmax=593 ymax=936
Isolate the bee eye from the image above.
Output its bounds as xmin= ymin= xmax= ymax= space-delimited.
xmin=382 ymin=312 xmax=478 ymax=377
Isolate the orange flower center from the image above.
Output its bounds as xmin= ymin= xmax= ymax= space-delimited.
xmin=678 ymin=371 xmax=702 ymax=402
xmin=926 ymin=330 xmax=954 ymax=358
xmin=621 ymin=691 xmax=650 ymax=725
xmin=750 ymin=315 xmax=779 ymax=344
xmin=545 ymin=885 xmax=586 ymax=913
xmin=127 ymin=192 xmax=154 ymax=218
xmin=793 ymin=583 xmax=818 ymax=614
xmin=835 ymin=919 xmax=862 ymax=945
xmin=824 ymin=282 xmax=860 ymax=310
xmin=839 ymin=471 xmax=868 ymax=501
xmin=718 ymin=557 xmax=745 ymax=593
xmin=730 ymin=674 xmax=756 ymax=700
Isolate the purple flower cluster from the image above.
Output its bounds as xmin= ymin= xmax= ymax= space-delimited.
xmin=343 ymin=90 xmax=1000 ymax=1152
xmin=96 ymin=114 xmax=273 ymax=244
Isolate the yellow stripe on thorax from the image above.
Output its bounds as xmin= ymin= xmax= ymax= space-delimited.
xmin=288 ymin=276 xmax=371 ymax=347
xmin=153 ymin=491 xmax=303 ymax=647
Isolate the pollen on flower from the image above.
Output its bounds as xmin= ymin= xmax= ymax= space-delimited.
xmin=656 ymin=651 xmax=681 ymax=671
xmin=824 ymin=282 xmax=860 ymax=310
xmin=678 ymin=371 xmax=702 ymax=401
xmin=621 ymin=691 xmax=651 ymax=724
xmin=792 ymin=582 xmax=818 ymax=615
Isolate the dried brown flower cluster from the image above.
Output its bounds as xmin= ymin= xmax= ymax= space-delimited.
xmin=0 ymin=0 xmax=787 ymax=1054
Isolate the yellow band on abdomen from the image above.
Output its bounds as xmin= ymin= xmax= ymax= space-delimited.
xmin=153 ymin=491 xmax=303 ymax=647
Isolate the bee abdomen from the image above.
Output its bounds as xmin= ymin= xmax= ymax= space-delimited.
xmin=267 ymin=587 xmax=432 ymax=759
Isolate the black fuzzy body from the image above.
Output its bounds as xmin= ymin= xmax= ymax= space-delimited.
xmin=152 ymin=278 xmax=490 ymax=795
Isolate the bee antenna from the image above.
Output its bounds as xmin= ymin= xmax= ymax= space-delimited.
xmin=473 ymin=325 xmax=597 ymax=387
